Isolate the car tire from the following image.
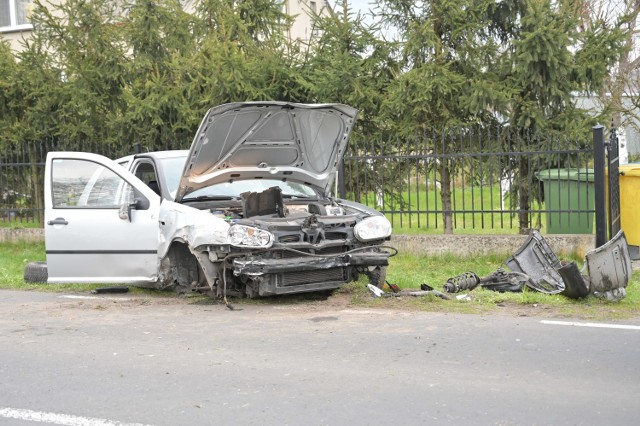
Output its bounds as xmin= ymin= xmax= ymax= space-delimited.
xmin=24 ymin=261 xmax=48 ymax=283
xmin=367 ymin=266 xmax=387 ymax=289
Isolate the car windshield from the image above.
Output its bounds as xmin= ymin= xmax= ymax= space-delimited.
xmin=159 ymin=156 xmax=319 ymax=200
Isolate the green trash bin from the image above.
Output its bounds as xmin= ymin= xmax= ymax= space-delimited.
xmin=536 ymin=168 xmax=594 ymax=234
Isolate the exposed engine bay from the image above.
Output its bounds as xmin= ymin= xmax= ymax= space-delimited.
xmin=165 ymin=186 xmax=394 ymax=298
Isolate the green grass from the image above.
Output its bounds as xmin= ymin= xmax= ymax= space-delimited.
xmin=0 ymin=241 xmax=46 ymax=287
xmin=0 ymin=220 xmax=42 ymax=229
xmin=3 ymin=241 xmax=637 ymax=320
xmin=0 ymin=241 xmax=165 ymax=296
xmin=369 ymin=251 xmax=640 ymax=319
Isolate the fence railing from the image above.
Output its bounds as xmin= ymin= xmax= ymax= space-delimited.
xmin=1 ymin=127 xmax=599 ymax=234
xmin=339 ymin=127 xmax=595 ymax=234
xmin=0 ymin=137 xmax=184 ymax=226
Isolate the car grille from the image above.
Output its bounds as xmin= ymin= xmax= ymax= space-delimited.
xmin=325 ymin=232 xmax=347 ymax=240
xmin=280 ymin=267 xmax=346 ymax=287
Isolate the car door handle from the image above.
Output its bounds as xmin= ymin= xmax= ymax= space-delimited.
xmin=47 ymin=217 xmax=69 ymax=226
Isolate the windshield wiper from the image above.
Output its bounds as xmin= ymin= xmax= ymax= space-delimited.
xmin=281 ymin=193 xmax=315 ymax=200
xmin=182 ymin=195 xmax=239 ymax=202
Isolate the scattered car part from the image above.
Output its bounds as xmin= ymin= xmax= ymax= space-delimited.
xmin=407 ymin=290 xmax=450 ymax=300
xmin=584 ymin=230 xmax=632 ymax=296
xmin=443 ymin=268 xmax=529 ymax=293
xmin=91 ymin=286 xmax=130 ymax=294
xmin=443 ymin=272 xmax=480 ymax=293
xmin=557 ymin=262 xmax=590 ymax=299
xmin=367 ymin=266 xmax=388 ymax=289
xmin=508 ymin=229 xmax=632 ymax=300
xmin=23 ymin=261 xmax=48 ymax=283
xmin=367 ymin=284 xmax=385 ymax=297
xmin=594 ymin=287 xmax=627 ymax=301
xmin=505 ymin=230 xmax=565 ymax=294
xmin=478 ymin=268 xmax=529 ymax=293
xmin=385 ymin=280 xmax=401 ymax=293
xmin=420 ymin=283 xmax=434 ymax=291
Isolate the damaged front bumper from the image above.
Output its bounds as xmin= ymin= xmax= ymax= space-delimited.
xmin=233 ymin=251 xmax=389 ymax=275
xmin=232 ymin=249 xmax=391 ymax=296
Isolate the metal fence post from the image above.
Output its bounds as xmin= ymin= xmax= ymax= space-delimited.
xmin=593 ymin=125 xmax=607 ymax=247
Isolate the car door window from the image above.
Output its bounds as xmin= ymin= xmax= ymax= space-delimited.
xmin=133 ymin=161 xmax=161 ymax=196
xmin=52 ymin=158 xmax=130 ymax=208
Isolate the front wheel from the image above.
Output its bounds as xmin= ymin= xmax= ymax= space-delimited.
xmin=367 ymin=266 xmax=387 ymax=289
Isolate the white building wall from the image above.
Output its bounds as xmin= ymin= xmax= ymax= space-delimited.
xmin=284 ymin=0 xmax=332 ymax=44
xmin=1 ymin=0 xmax=64 ymax=52
xmin=574 ymin=94 xmax=640 ymax=158
xmin=2 ymin=0 xmax=333 ymax=52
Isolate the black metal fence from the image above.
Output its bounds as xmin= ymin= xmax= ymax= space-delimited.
xmin=339 ymin=126 xmax=597 ymax=234
xmin=0 ymin=126 xmax=616 ymax=236
xmin=0 ymin=137 xmax=184 ymax=226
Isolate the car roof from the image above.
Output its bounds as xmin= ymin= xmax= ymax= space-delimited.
xmin=116 ymin=150 xmax=188 ymax=163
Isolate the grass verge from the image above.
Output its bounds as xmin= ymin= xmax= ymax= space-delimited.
xmin=0 ymin=241 xmax=167 ymax=297
xmin=2 ymin=241 xmax=639 ymax=320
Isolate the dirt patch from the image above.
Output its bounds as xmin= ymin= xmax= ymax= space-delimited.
xmin=24 ymin=285 xmax=640 ymax=322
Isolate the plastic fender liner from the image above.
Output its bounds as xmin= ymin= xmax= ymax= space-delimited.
xmin=505 ymin=230 xmax=565 ymax=294
xmin=584 ymin=230 xmax=632 ymax=294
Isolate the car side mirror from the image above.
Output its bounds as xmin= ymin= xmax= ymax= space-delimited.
xmin=119 ymin=200 xmax=135 ymax=222
xmin=118 ymin=193 xmax=150 ymax=222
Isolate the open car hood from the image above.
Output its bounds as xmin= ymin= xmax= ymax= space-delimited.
xmin=175 ymin=102 xmax=358 ymax=202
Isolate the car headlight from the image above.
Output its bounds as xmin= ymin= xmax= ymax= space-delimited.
xmin=354 ymin=216 xmax=392 ymax=242
xmin=228 ymin=224 xmax=274 ymax=248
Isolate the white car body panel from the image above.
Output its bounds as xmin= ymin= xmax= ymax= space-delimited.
xmin=157 ymin=200 xmax=230 ymax=257
xmin=45 ymin=152 xmax=161 ymax=283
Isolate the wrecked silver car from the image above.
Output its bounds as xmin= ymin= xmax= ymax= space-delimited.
xmin=40 ymin=102 xmax=393 ymax=297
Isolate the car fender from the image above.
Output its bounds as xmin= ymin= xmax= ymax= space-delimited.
xmin=158 ymin=200 xmax=230 ymax=259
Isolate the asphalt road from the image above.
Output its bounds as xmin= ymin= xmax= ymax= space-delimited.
xmin=1 ymin=290 xmax=639 ymax=425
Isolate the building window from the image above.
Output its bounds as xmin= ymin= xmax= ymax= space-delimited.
xmin=0 ymin=0 xmax=32 ymax=32
xmin=309 ymin=1 xmax=316 ymax=14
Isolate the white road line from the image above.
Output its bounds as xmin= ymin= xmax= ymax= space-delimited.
xmin=541 ymin=320 xmax=640 ymax=330
xmin=0 ymin=407 xmax=153 ymax=426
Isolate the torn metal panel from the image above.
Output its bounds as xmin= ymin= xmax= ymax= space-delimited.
xmin=505 ymin=230 xmax=565 ymax=294
xmin=584 ymin=230 xmax=632 ymax=295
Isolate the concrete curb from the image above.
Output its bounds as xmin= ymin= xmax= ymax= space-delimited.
xmin=390 ymin=234 xmax=595 ymax=257
xmin=2 ymin=228 xmax=595 ymax=257
xmin=0 ymin=228 xmax=45 ymax=243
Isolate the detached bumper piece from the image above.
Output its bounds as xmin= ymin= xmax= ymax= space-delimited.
xmin=440 ymin=230 xmax=632 ymax=301
xmin=506 ymin=230 xmax=565 ymax=294
xmin=509 ymin=230 xmax=632 ymax=300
